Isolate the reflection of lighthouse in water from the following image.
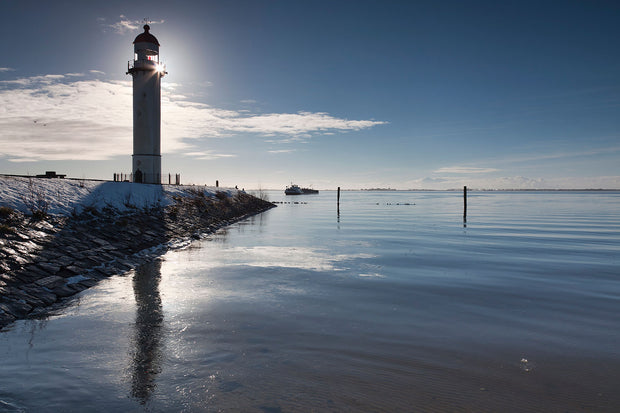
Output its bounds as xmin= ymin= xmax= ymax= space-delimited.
xmin=130 ymin=260 xmax=164 ymax=403
xmin=127 ymin=24 xmax=166 ymax=184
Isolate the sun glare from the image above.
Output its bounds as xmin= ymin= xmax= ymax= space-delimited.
xmin=156 ymin=63 xmax=166 ymax=74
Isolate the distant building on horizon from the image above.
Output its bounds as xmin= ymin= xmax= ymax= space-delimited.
xmin=35 ymin=171 xmax=66 ymax=179
xmin=126 ymin=24 xmax=166 ymax=184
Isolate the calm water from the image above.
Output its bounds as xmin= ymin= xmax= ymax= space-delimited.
xmin=1 ymin=191 xmax=619 ymax=412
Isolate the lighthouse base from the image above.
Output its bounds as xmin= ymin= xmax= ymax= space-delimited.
xmin=132 ymin=155 xmax=161 ymax=184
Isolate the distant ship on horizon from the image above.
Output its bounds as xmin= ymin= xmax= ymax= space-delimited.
xmin=285 ymin=184 xmax=319 ymax=195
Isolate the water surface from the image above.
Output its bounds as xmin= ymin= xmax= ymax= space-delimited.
xmin=1 ymin=191 xmax=619 ymax=412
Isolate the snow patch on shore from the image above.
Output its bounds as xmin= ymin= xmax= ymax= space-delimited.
xmin=0 ymin=176 xmax=237 ymax=216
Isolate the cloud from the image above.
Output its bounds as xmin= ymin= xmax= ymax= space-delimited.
xmin=102 ymin=15 xmax=165 ymax=35
xmin=264 ymin=137 xmax=308 ymax=144
xmin=184 ymin=151 xmax=237 ymax=160
xmin=89 ymin=70 xmax=106 ymax=75
xmin=268 ymin=149 xmax=296 ymax=154
xmin=485 ymin=146 xmax=620 ymax=166
xmin=404 ymin=175 xmax=620 ymax=190
xmin=0 ymin=68 xmax=15 ymax=72
xmin=0 ymin=73 xmax=385 ymax=162
xmin=1 ymin=74 xmax=66 ymax=86
xmin=434 ymin=166 xmax=499 ymax=174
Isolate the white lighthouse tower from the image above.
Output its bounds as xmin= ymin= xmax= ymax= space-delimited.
xmin=127 ymin=24 xmax=166 ymax=184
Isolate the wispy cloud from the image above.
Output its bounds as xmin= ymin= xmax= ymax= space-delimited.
xmin=484 ymin=146 xmax=620 ymax=166
xmin=1 ymin=74 xmax=66 ymax=86
xmin=434 ymin=166 xmax=499 ymax=174
xmin=0 ymin=74 xmax=385 ymax=162
xmin=264 ymin=137 xmax=308 ymax=144
xmin=0 ymin=68 xmax=15 ymax=73
xmin=184 ymin=151 xmax=237 ymax=160
xmin=268 ymin=149 xmax=296 ymax=154
xmin=100 ymin=15 xmax=165 ymax=35
xmin=403 ymin=175 xmax=620 ymax=190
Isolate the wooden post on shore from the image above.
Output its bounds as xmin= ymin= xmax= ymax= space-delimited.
xmin=216 ymin=180 xmax=219 ymax=188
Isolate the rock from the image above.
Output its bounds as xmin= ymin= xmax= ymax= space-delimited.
xmin=0 ymin=309 xmax=16 ymax=328
xmin=115 ymin=259 xmax=134 ymax=270
xmin=13 ymin=289 xmax=45 ymax=308
xmin=64 ymin=265 xmax=85 ymax=275
xmin=55 ymin=255 xmax=75 ymax=267
xmin=127 ymin=227 xmax=140 ymax=236
xmin=2 ymin=247 xmax=18 ymax=257
xmin=13 ymin=271 xmax=39 ymax=284
xmin=33 ymin=220 xmax=55 ymax=231
xmin=95 ymin=252 xmax=115 ymax=262
xmin=22 ymin=264 xmax=50 ymax=278
xmin=98 ymin=265 xmax=119 ymax=276
xmin=0 ymin=299 xmax=32 ymax=318
xmin=106 ymin=250 xmax=126 ymax=259
xmin=67 ymin=283 xmax=87 ymax=294
xmin=21 ymin=284 xmax=57 ymax=306
xmin=89 ymin=269 xmax=110 ymax=279
xmin=76 ymin=278 xmax=98 ymax=288
xmin=51 ymin=284 xmax=76 ymax=298
xmin=37 ymin=262 xmax=61 ymax=274
xmin=13 ymin=254 xmax=34 ymax=266
xmin=63 ymin=245 xmax=79 ymax=253
xmin=88 ymin=236 xmax=110 ymax=247
xmin=35 ymin=275 xmax=65 ymax=289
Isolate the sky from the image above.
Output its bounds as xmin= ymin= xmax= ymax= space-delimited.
xmin=1 ymin=0 xmax=619 ymax=190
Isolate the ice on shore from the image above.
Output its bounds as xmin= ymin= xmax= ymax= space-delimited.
xmin=0 ymin=176 xmax=237 ymax=216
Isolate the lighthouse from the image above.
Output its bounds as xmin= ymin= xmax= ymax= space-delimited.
xmin=127 ymin=24 xmax=166 ymax=184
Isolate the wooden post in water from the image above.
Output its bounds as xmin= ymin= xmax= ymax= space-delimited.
xmin=463 ymin=185 xmax=467 ymax=226
xmin=337 ymin=187 xmax=341 ymax=216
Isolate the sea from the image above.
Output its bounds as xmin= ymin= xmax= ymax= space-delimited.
xmin=1 ymin=190 xmax=619 ymax=412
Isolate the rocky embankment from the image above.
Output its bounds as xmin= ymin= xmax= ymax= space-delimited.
xmin=0 ymin=191 xmax=274 ymax=330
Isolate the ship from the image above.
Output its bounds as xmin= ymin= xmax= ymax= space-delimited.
xmin=285 ymin=184 xmax=319 ymax=195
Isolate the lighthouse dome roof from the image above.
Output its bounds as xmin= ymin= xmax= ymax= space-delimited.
xmin=133 ymin=25 xmax=160 ymax=46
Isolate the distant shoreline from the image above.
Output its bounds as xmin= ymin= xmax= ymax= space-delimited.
xmin=1 ymin=175 xmax=618 ymax=193
xmin=356 ymin=188 xmax=620 ymax=192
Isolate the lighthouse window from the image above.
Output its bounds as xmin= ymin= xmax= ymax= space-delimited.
xmin=147 ymin=55 xmax=159 ymax=63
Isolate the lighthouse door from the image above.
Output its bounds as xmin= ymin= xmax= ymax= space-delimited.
xmin=134 ymin=169 xmax=143 ymax=184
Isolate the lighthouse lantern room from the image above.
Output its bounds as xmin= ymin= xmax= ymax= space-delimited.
xmin=127 ymin=24 xmax=166 ymax=184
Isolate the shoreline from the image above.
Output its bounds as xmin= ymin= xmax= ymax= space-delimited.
xmin=0 ymin=189 xmax=275 ymax=330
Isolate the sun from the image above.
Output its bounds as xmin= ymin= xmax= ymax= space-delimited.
xmin=155 ymin=63 xmax=166 ymax=74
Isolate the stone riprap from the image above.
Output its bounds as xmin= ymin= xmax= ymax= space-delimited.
xmin=0 ymin=191 xmax=274 ymax=329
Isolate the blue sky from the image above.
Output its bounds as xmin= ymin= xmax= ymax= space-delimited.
xmin=1 ymin=0 xmax=619 ymax=189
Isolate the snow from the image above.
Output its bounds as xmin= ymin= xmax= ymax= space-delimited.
xmin=0 ymin=176 xmax=237 ymax=216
